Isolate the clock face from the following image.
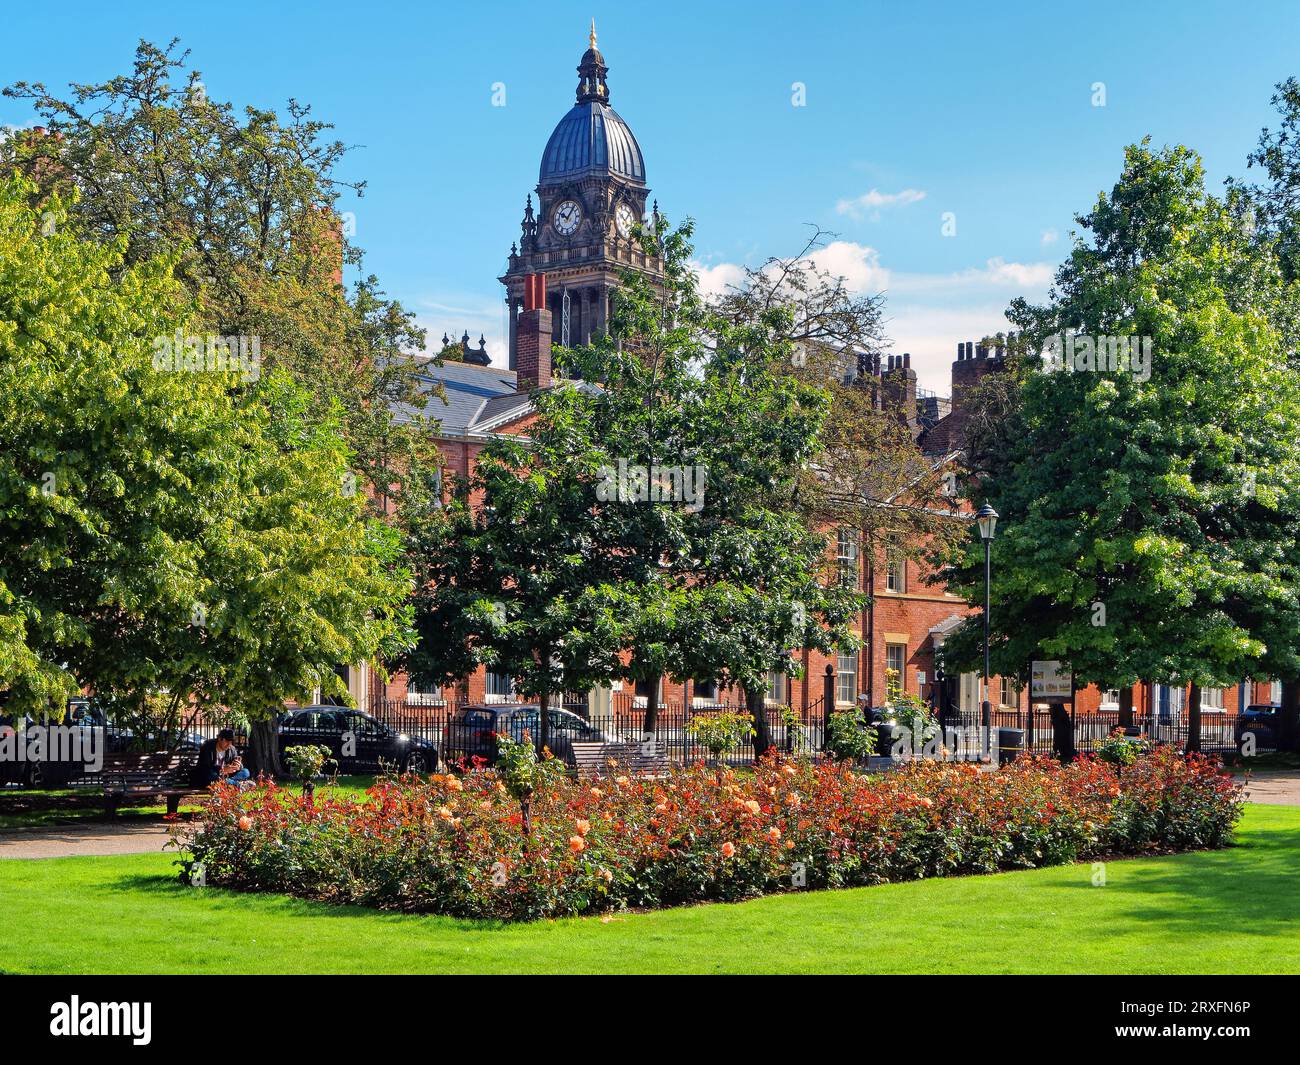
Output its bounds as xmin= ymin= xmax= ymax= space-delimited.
xmin=615 ymin=202 xmax=637 ymax=238
xmin=553 ymin=199 xmax=582 ymax=236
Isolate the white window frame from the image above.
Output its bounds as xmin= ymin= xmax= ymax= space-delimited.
xmin=885 ymin=550 xmax=905 ymax=593
xmin=836 ymin=528 xmax=859 ymax=587
xmin=484 ymin=671 xmax=515 ymax=704
xmin=835 ymin=652 xmax=858 ymax=706
xmin=405 ymin=675 xmax=445 ymax=706
xmin=885 ymin=643 xmax=906 ymax=689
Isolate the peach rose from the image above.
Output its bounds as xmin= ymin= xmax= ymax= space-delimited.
xmin=721 ymin=841 xmax=736 ymax=858
xmin=569 ymin=835 xmax=586 ymax=853
xmin=237 ymin=815 xmax=253 ymax=831
xmin=575 ymin=819 xmax=591 ymax=837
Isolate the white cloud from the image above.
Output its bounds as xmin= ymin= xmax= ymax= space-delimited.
xmin=804 ymin=241 xmax=892 ymax=292
xmin=835 ymin=187 xmax=927 ymax=221
xmin=886 ymin=303 xmax=1018 ymax=396
xmin=691 ymin=260 xmax=748 ymax=301
xmin=889 ymin=257 xmax=1054 ymax=296
xmin=1041 ymin=227 xmax=1059 ymax=246
xmin=689 ymin=246 xmax=1056 ymax=399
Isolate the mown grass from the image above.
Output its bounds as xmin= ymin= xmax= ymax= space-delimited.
xmin=1 ymin=804 xmax=1296 ymax=974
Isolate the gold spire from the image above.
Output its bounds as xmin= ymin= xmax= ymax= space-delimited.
xmin=589 ymin=18 xmax=597 ymax=50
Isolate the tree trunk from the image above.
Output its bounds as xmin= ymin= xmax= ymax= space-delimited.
xmin=1186 ymin=683 xmax=1202 ymax=754
xmin=1049 ymin=703 xmax=1076 ymax=763
xmin=1279 ymin=679 xmax=1300 ymax=753
xmin=746 ymin=686 xmax=772 ymax=760
xmin=538 ymin=689 xmax=551 ymax=757
xmin=1118 ymin=686 xmax=1134 ymax=730
xmin=639 ymin=673 xmax=662 ymax=738
xmin=246 ymin=718 xmax=282 ymax=779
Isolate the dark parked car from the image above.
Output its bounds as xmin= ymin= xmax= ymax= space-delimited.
xmin=442 ymin=704 xmax=613 ymax=768
xmin=1236 ymin=703 xmax=1282 ymax=750
xmin=275 ymin=706 xmax=438 ymax=774
xmin=1 ymin=701 xmax=137 ymax=788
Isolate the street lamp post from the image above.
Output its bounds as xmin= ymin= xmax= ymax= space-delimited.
xmin=976 ymin=504 xmax=999 ymax=760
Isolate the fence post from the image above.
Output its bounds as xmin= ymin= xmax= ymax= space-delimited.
xmin=823 ymin=664 xmax=835 ymax=747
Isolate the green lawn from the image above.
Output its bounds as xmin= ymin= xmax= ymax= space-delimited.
xmin=2 ymin=803 xmax=1296 ymax=975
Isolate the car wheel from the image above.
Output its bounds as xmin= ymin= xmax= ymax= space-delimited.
xmin=404 ymin=751 xmax=429 ymax=775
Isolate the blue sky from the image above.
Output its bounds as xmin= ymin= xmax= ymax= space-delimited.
xmin=3 ymin=0 xmax=1297 ymax=394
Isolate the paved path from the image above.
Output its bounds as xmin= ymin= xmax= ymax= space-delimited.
xmin=1241 ymin=771 xmax=1300 ymax=806
xmin=0 ymin=821 xmax=176 ymax=860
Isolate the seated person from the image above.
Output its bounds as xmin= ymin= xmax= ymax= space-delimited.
xmin=196 ymin=728 xmax=251 ymax=787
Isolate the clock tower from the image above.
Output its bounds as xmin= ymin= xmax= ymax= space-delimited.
xmin=500 ymin=22 xmax=664 ymax=369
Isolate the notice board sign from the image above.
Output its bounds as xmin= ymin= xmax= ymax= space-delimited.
xmin=1030 ymin=660 xmax=1072 ymax=702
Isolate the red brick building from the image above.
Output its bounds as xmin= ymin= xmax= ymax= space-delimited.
xmin=359 ymin=31 xmax=1275 ymax=744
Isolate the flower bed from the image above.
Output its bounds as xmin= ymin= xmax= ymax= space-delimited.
xmin=177 ymin=747 xmax=1243 ymax=921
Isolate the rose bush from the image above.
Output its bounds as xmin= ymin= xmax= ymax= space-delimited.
xmin=176 ymin=745 xmax=1243 ymax=921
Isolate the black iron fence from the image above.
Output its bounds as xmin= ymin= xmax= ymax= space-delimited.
xmin=938 ymin=707 xmax=1263 ymax=757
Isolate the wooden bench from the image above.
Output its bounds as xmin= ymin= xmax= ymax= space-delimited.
xmin=72 ymin=752 xmax=203 ymax=817
xmin=570 ymin=741 xmax=669 ymax=778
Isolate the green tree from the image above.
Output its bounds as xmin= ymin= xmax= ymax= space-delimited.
xmin=1 ymin=38 xmax=437 ymax=513
xmin=937 ymin=142 xmax=1300 ymax=755
xmin=0 ymin=177 xmax=412 ymax=771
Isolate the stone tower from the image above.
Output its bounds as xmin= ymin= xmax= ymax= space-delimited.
xmin=500 ymin=22 xmax=664 ymax=368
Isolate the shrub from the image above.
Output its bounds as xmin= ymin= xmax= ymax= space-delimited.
xmin=283 ymin=745 xmax=337 ymax=794
xmin=686 ymin=712 xmax=754 ymax=763
xmin=177 ymin=747 xmax=1244 ymax=921
xmin=823 ymin=710 xmax=877 ymax=763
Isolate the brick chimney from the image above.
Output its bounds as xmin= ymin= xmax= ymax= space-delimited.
xmin=945 ymin=335 xmax=1011 ymax=448
xmin=882 ymin=352 xmax=919 ymax=436
xmin=516 ymin=273 xmax=552 ymax=391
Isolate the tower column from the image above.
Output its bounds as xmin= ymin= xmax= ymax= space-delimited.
xmin=507 ymin=296 xmax=520 ymax=369
xmin=595 ymin=285 xmax=609 ymax=337
xmin=579 ymin=288 xmax=592 ymax=345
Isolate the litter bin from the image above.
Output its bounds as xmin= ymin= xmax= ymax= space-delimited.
xmin=997 ymin=728 xmax=1025 ymax=765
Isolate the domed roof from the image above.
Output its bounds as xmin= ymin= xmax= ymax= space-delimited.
xmin=539 ymin=101 xmax=645 ymax=184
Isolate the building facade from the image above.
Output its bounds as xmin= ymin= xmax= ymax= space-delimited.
xmin=367 ymin=28 xmax=1274 ymax=740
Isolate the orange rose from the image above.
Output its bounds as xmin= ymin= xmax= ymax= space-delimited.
xmin=575 ymin=819 xmax=591 ymax=836
xmin=721 ymin=841 xmax=736 ymax=858
xmin=767 ymin=826 xmax=782 ymax=843
xmin=569 ymin=835 xmax=586 ymax=853
xmin=237 ymin=815 xmax=253 ymax=831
